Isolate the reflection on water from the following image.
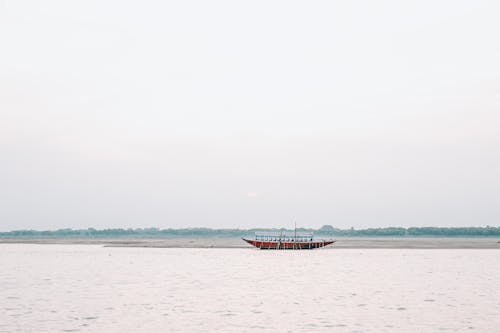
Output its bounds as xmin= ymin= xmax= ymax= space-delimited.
xmin=1 ymin=245 xmax=499 ymax=332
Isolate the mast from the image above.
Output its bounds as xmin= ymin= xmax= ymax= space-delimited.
xmin=294 ymin=222 xmax=297 ymax=249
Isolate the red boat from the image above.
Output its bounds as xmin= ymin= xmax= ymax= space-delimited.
xmin=242 ymin=231 xmax=335 ymax=250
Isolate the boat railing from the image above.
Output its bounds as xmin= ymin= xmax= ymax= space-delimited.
xmin=254 ymin=232 xmax=314 ymax=242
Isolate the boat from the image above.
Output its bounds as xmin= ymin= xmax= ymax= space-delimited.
xmin=242 ymin=228 xmax=335 ymax=250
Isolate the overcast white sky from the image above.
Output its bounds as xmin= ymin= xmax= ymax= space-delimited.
xmin=1 ymin=0 xmax=499 ymax=231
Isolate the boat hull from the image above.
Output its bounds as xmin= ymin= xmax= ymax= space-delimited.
xmin=242 ymin=238 xmax=335 ymax=250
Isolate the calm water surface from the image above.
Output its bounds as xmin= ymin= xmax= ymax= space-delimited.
xmin=1 ymin=245 xmax=499 ymax=332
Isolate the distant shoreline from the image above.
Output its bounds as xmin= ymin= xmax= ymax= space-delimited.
xmin=1 ymin=226 xmax=500 ymax=238
xmin=1 ymin=237 xmax=499 ymax=249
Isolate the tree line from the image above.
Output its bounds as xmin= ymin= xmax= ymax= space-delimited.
xmin=1 ymin=225 xmax=499 ymax=238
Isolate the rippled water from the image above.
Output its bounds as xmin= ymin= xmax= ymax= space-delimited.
xmin=1 ymin=245 xmax=499 ymax=332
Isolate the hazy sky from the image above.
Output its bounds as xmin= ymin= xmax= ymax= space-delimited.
xmin=1 ymin=0 xmax=499 ymax=231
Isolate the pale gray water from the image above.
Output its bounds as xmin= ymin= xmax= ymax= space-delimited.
xmin=1 ymin=245 xmax=499 ymax=332
xmin=2 ymin=237 xmax=500 ymax=249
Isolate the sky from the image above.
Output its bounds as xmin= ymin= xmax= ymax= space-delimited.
xmin=1 ymin=0 xmax=499 ymax=231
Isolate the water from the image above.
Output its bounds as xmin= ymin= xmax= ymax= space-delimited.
xmin=1 ymin=244 xmax=499 ymax=332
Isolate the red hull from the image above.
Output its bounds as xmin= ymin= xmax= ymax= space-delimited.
xmin=243 ymin=238 xmax=335 ymax=250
